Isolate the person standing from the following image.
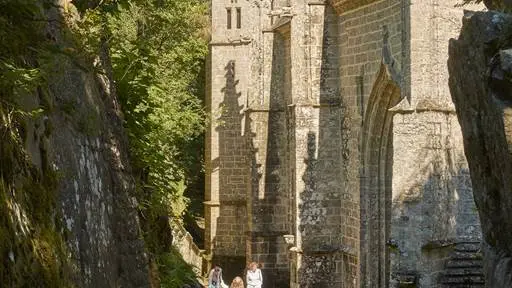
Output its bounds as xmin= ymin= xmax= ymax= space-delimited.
xmin=208 ymin=264 xmax=224 ymax=288
xmin=246 ymin=262 xmax=262 ymax=288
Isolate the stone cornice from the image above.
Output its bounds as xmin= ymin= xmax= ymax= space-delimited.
xmin=328 ymin=0 xmax=380 ymax=14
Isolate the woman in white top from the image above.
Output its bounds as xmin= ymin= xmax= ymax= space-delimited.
xmin=246 ymin=262 xmax=263 ymax=288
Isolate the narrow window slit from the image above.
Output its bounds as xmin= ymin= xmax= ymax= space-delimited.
xmin=236 ymin=8 xmax=241 ymax=29
xmin=227 ymin=8 xmax=232 ymax=29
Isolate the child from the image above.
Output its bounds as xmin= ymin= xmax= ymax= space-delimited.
xmin=230 ymin=276 xmax=244 ymax=288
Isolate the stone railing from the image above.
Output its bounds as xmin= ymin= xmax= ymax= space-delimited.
xmin=171 ymin=219 xmax=205 ymax=277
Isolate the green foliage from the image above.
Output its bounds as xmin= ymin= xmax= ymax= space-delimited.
xmin=72 ymin=0 xmax=208 ymax=285
xmin=104 ymin=1 xmax=208 ymax=284
xmin=157 ymin=248 xmax=200 ymax=288
xmin=1 ymin=0 xmax=207 ymax=285
xmin=105 ymin=0 xmax=208 ymax=218
xmin=0 ymin=1 xmax=72 ymax=286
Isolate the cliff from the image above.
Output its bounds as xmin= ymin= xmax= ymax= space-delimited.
xmin=448 ymin=9 xmax=512 ymax=287
xmin=0 ymin=1 xmax=150 ymax=286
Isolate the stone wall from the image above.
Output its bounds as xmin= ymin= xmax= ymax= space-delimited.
xmin=292 ymin=3 xmax=346 ymax=288
xmin=206 ymin=44 xmax=250 ymax=274
xmin=337 ymin=1 xmax=402 ymax=287
xmin=206 ymin=0 xmax=272 ymax=283
xmin=246 ymin=23 xmax=292 ymax=287
xmin=388 ymin=1 xmax=482 ymax=287
xmin=390 ymin=111 xmax=478 ymax=287
xmin=207 ymin=1 xmax=484 ymax=287
xmin=336 ymin=0 xmax=482 ymax=287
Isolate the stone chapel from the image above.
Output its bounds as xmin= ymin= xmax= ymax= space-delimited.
xmin=205 ymin=0 xmax=484 ymax=287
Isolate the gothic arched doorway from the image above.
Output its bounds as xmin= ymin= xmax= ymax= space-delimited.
xmin=360 ymin=63 xmax=401 ymax=288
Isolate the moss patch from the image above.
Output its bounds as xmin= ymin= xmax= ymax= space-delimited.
xmin=0 ymin=125 xmax=72 ymax=287
xmin=0 ymin=1 xmax=72 ymax=284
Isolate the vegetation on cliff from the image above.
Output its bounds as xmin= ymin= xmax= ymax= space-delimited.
xmin=1 ymin=0 xmax=208 ymax=286
xmin=73 ymin=0 xmax=208 ymax=284
xmin=106 ymin=0 xmax=208 ymax=220
xmin=0 ymin=0 xmax=72 ymax=285
xmin=72 ymin=0 xmax=207 ymax=220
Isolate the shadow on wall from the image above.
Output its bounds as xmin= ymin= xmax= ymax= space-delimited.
xmin=245 ymin=19 xmax=291 ymax=287
xmin=297 ymin=3 xmax=344 ymax=287
xmin=389 ymin=146 xmax=481 ymax=286
xmin=212 ymin=60 xmax=247 ymax=283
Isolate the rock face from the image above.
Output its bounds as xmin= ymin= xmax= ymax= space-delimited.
xmin=47 ymin=47 xmax=150 ymax=287
xmin=482 ymin=0 xmax=512 ymax=11
xmin=46 ymin=9 xmax=150 ymax=288
xmin=0 ymin=2 xmax=150 ymax=286
xmin=448 ymin=10 xmax=512 ymax=287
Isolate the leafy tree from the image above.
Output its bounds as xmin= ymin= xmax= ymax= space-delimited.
xmin=106 ymin=0 xmax=208 ymax=219
xmin=72 ymin=0 xmax=208 ymax=285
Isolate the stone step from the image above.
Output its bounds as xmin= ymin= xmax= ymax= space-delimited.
xmin=441 ymin=284 xmax=485 ymax=288
xmin=445 ymin=259 xmax=483 ymax=269
xmin=453 ymin=242 xmax=481 ymax=253
xmin=441 ymin=275 xmax=485 ymax=284
xmin=442 ymin=268 xmax=484 ymax=277
xmin=441 ymin=242 xmax=485 ymax=287
xmin=450 ymin=251 xmax=483 ymax=260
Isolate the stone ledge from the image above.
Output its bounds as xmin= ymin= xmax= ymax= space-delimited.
xmin=308 ymin=0 xmax=328 ymax=5
xmin=244 ymin=108 xmax=286 ymax=113
xmin=245 ymin=231 xmax=290 ymax=238
xmin=301 ymin=245 xmax=357 ymax=256
xmin=219 ymin=199 xmax=247 ymax=206
xmin=209 ymin=38 xmax=252 ymax=47
xmin=203 ymin=200 xmax=221 ymax=207
xmin=421 ymin=239 xmax=456 ymax=251
xmin=329 ymin=0 xmax=380 ymax=14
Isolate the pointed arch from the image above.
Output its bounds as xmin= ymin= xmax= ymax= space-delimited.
xmin=360 ymin=63 xmax=401 ymax=288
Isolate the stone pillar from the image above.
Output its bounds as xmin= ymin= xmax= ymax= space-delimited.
xmin=288 ymin=2 xmax=346 ymax=287
xmin=246 ymin=11 xmax=290 ymax=287
xmin=244 ymin=1 xmax=291 ymax=287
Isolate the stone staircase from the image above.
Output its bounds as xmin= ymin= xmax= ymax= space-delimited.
xmin=441 ymin=242 xmax=485 ymax=287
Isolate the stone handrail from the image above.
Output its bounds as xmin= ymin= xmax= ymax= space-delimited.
xmin=171 ymin=219 xmax=205 ymax=278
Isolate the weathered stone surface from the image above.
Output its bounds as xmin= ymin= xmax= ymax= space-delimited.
xmin=328 ymin=0 xmax=380 ymax=14
xmin=448 ymin=10 xmax=512 ymax=288
xmin=43 ymin=3 xmax=150 ymax=286
xmin=207 ymin=0 xmax=483 ymax=287
xmin=1 ymin=1 xmax=151 ymax=286
xmin=482 ymin=0 xmax=512 ymax=11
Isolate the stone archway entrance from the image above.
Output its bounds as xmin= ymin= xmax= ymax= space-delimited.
xmin=360 ymin=63 xmax=401 ymax=288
